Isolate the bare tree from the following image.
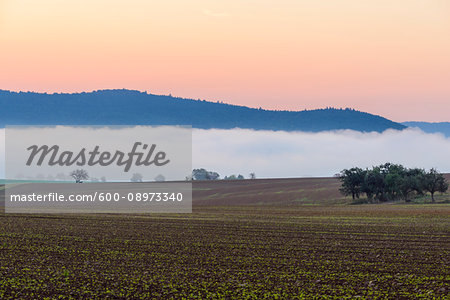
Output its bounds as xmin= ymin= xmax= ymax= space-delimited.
xmin=70 ymin=169 xmax=89 ymax=183
xmin=249 ymin=172 xmax=256 ymax=179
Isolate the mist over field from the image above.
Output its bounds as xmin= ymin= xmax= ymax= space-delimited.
xmin=192 ymin=128 xmax=450 ymax=178
xmin=1 ymin=128 xmax=450 ymax=179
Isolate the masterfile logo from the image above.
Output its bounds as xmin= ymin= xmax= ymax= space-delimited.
xmin=4 ymin=125 xmax=192 ymax=213
xmin=6 ymin=125 xmax=191 ymax=182
xmin=26 ymin=142 xmax=170 ymax=172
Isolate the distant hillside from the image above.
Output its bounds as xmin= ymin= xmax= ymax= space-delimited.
xmin=403 ymin=122 xmax=450 ymax=137
xmin=0 ymin=89 xmax=406 ymax=132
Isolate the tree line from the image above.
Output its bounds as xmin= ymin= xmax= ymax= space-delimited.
xmin=339 ymin=163 xmax=448 ymax=203
xmin=190 ymin=169 xmax=256 ymax=181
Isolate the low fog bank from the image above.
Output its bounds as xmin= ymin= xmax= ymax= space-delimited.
xmin=1 ymin=128 xmax=449 ymax=179
xmin=192 ymin=128 xmax=450 ymax=178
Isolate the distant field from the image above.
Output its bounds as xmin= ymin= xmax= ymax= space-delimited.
xmin=192 ymin=174 xmax=450 ymax=205
xmin=193 ymin=177 xmax=345 ymax=205
xmin=0 ymin=177 xmax=449 ymax=298
xmin=2 ymin=174 xmax=449 ymax=206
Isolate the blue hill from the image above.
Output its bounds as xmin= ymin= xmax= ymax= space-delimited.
xmin=0 ymin=89 xmax=406 ymax=132
xmin=402 ymin=122 xmax=450 ymax=137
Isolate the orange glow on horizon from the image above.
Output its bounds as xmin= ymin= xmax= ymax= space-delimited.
xmin=1 ymin=0 xmax=449 ymax=122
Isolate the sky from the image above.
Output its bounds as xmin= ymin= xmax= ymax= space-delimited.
xmin=1 ymin=0 xmax=449 ymax=122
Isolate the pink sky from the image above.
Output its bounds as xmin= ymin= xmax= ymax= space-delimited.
xmin=1 ymin=0 xmax=449 ymax=122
